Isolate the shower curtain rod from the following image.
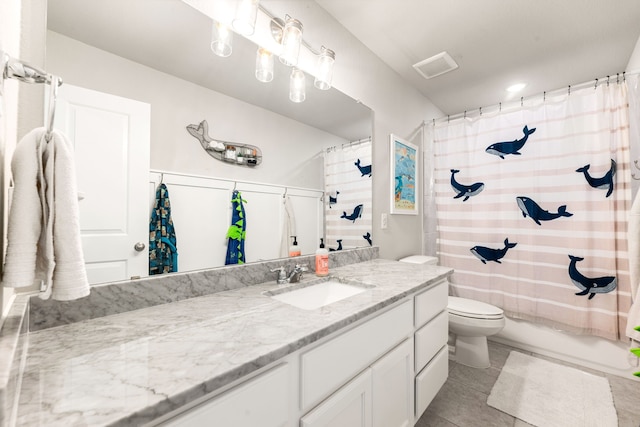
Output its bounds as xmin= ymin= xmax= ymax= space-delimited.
xmin=429 ymin=71 xmax=638 ymax=126
xmin=342 ymin=136 xmax=371 ymax=149
xmin=323 ymin=136 xmax=372 ymax=153
xmin=1 ymin=50 xmax=63 ymax=87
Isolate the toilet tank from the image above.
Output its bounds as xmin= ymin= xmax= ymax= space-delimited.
xmin=398 ymin=255 xmax=438 ymax=265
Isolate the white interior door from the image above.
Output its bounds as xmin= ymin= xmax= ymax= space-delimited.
xmin=53 ymin=84 xmax=150 ymax=284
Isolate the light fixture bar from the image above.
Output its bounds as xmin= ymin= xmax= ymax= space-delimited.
xmin=233 ymin=0 xmax=259 ymax=36
xmin=258 ymin=4 xmax=321 ymax=56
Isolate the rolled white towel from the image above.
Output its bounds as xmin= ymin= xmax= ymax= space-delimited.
xmin=2 ymin=128 xmax=45 ymax=289
xmin=40 ymin=129 xmax=90 ymax=301
xmin=2 ymin=128 xmax=89 ymax=301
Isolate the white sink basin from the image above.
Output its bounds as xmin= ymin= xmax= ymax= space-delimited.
xmin=267 ymin=280 xmax=372 ymax=310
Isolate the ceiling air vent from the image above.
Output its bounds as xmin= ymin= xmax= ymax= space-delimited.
xmin=413 ymin=51 xmax=458 ymax=79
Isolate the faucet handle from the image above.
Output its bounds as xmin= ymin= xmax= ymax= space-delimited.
xmin=270 ymin=266 xmax=287 ymax=281
xmin=294 ymin=264 xmax=308 ymax=280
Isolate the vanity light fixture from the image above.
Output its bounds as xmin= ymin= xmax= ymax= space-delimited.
xmin=232 ymin=0 xmax=259 ymax=36
xmin=255 ymin=47 xmax=274 ymax=83
xmin=279 ymin=15 xmax=303 ymax=67
xmin=204 ymin=4 xmax=335 ymax=102
xmin=313 ymin=46 xmax=335 ymax=90
xmin=211 ymin=21 xmax=233 ymax=57
xmin=289 ymin=68 xmax=306 ymax=103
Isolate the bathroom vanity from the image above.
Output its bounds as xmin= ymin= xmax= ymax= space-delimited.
xmin=1 ymin=256 xmax=452 ymax=426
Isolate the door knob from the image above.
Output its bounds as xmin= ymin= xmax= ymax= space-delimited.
xmin=134 ymin=242 xmax=146 ymax=252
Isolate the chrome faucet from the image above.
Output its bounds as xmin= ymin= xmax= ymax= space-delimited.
xmin=287 ymin=264 xmax=308 ymax=283
xmin=271 ymin=264 xmax=308 ymax=284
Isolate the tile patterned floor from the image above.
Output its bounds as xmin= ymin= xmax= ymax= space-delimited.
xmin=416 ymin=341 xmax=640 ymax=427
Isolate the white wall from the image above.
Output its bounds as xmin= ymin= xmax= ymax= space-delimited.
xmin=0 ymin=0 xmax=46 ymax=321
xmin=0 ymin=0 xmax=21 ymax=320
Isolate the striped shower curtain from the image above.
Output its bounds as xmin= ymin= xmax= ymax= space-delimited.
xmin=432 ymin=81 xmax=632 ymax=341
xmin=324 ymin=140 xmax=373 ymax=251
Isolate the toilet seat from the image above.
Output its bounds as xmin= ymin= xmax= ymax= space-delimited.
xmin=448 ymin=296 xmax=504 ymax=320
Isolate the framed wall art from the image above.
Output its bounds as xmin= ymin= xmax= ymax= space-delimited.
xmin=390 ymin=134 xmax=419 ymax=215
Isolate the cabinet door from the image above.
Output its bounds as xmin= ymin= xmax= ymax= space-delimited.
xmin=371 ymin=339 xmax=413 ymax=427
xmin=301 ymin=369 xmax=372 ymax=427
xmin=161 ymin=364 xmax=290 ymax=427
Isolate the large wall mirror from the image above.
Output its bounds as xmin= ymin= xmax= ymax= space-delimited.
xmin=45 ymin=0 xmax=373 ymax=285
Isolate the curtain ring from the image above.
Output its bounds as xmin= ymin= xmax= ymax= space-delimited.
xmin=607 ymin=75 xmax=610 ymax=86
xmin=594 ymin=78 xmax=598 ymax=90
xmin=499 ymin=102 xmax=502 ymax=112
xmin=543 ymin=91 xmax=546 ymax=102
xmin=520 ymin=97 xmax=523 ymax=107
xmin=463 ymin=110 xmax=467 ymax=119
xmin=623 ymin=71 xmax=626 ymax=82
xmin=616 ymin=73 xmax=620 ymax=84
xmin=479 ymin=107 xmax=482 ymax=116
xmin=568 ymin=85 xmax=571 ymax=96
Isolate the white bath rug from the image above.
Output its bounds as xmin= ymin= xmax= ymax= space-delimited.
xmin=487 ymin=351 xmax=618 ymax=427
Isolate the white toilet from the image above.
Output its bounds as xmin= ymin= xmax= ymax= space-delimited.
xmin=399 ymin=255 xmax=505 ymax=368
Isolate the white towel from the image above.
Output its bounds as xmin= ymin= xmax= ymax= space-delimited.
xmin=279 ymin=195 xmax=296 ymax=258
xmin=2 ymin=128 xmax=44 ymax=290
xmin=2 ymin=128 xmax=89 ymax=301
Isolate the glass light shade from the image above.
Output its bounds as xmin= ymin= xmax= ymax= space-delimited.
xmin=211 ymin=21 xmax=233 ymax=57
xmin=232 ymin=0 xmax=259 ymax=36
xmin=255 ymin=48 xmax=274 ymax=83
xmin=314 ymin=46 xmax=335 ymax=90
xmin=279 ymin=16 xmax=303 ymax=66
xmin=289 ymin=68 xmax=306 ymax=103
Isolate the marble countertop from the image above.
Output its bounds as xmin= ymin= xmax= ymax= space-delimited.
xmin=14 ymin=259 xmax=451 ymax=426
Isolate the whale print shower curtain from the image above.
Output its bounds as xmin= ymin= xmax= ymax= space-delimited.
xmin=433 ymin=81 xmax=632 ymax=340
xmin=324 ymin=141 xmax=373 ymax=251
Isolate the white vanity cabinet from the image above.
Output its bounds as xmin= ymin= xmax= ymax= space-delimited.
xmin=159 ymin=363 xmax=291 ymax=427
xmin=155 ymin=278 xmax=450 ymax=427
xmin=299 ymin=278 xmax=449 ymax=427
xmin=413 ymin=280 xmax=449 ymax=420
xmin=371 ymin=338 xmax=414 ymax=427
xmin=300 ymin=368 xmax=373 ymax=427
xmin=300 ymin=338 xmax=414 ymax=427
xmin=299 ymin=300 xmax=413 ymax=427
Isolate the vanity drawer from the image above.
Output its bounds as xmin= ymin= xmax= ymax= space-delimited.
xmin=301 ymin=300 xmax=413 ymax=410
xmin=414 ymin=279 xmax=448 ymax=328
xmin=415 ymin=310 xmax=448 ymax=373
xmin=415 ymin=345 xmax=448 ymax=419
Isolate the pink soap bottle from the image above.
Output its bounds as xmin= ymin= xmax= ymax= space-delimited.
xmin=315 ymin=238 xmax=329 ymax=276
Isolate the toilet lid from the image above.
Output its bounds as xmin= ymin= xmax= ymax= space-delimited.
xmin=448 ymin=296 xmax=504 ymax=319
xmin=398 ymin=255 xmax=438 ymax=265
